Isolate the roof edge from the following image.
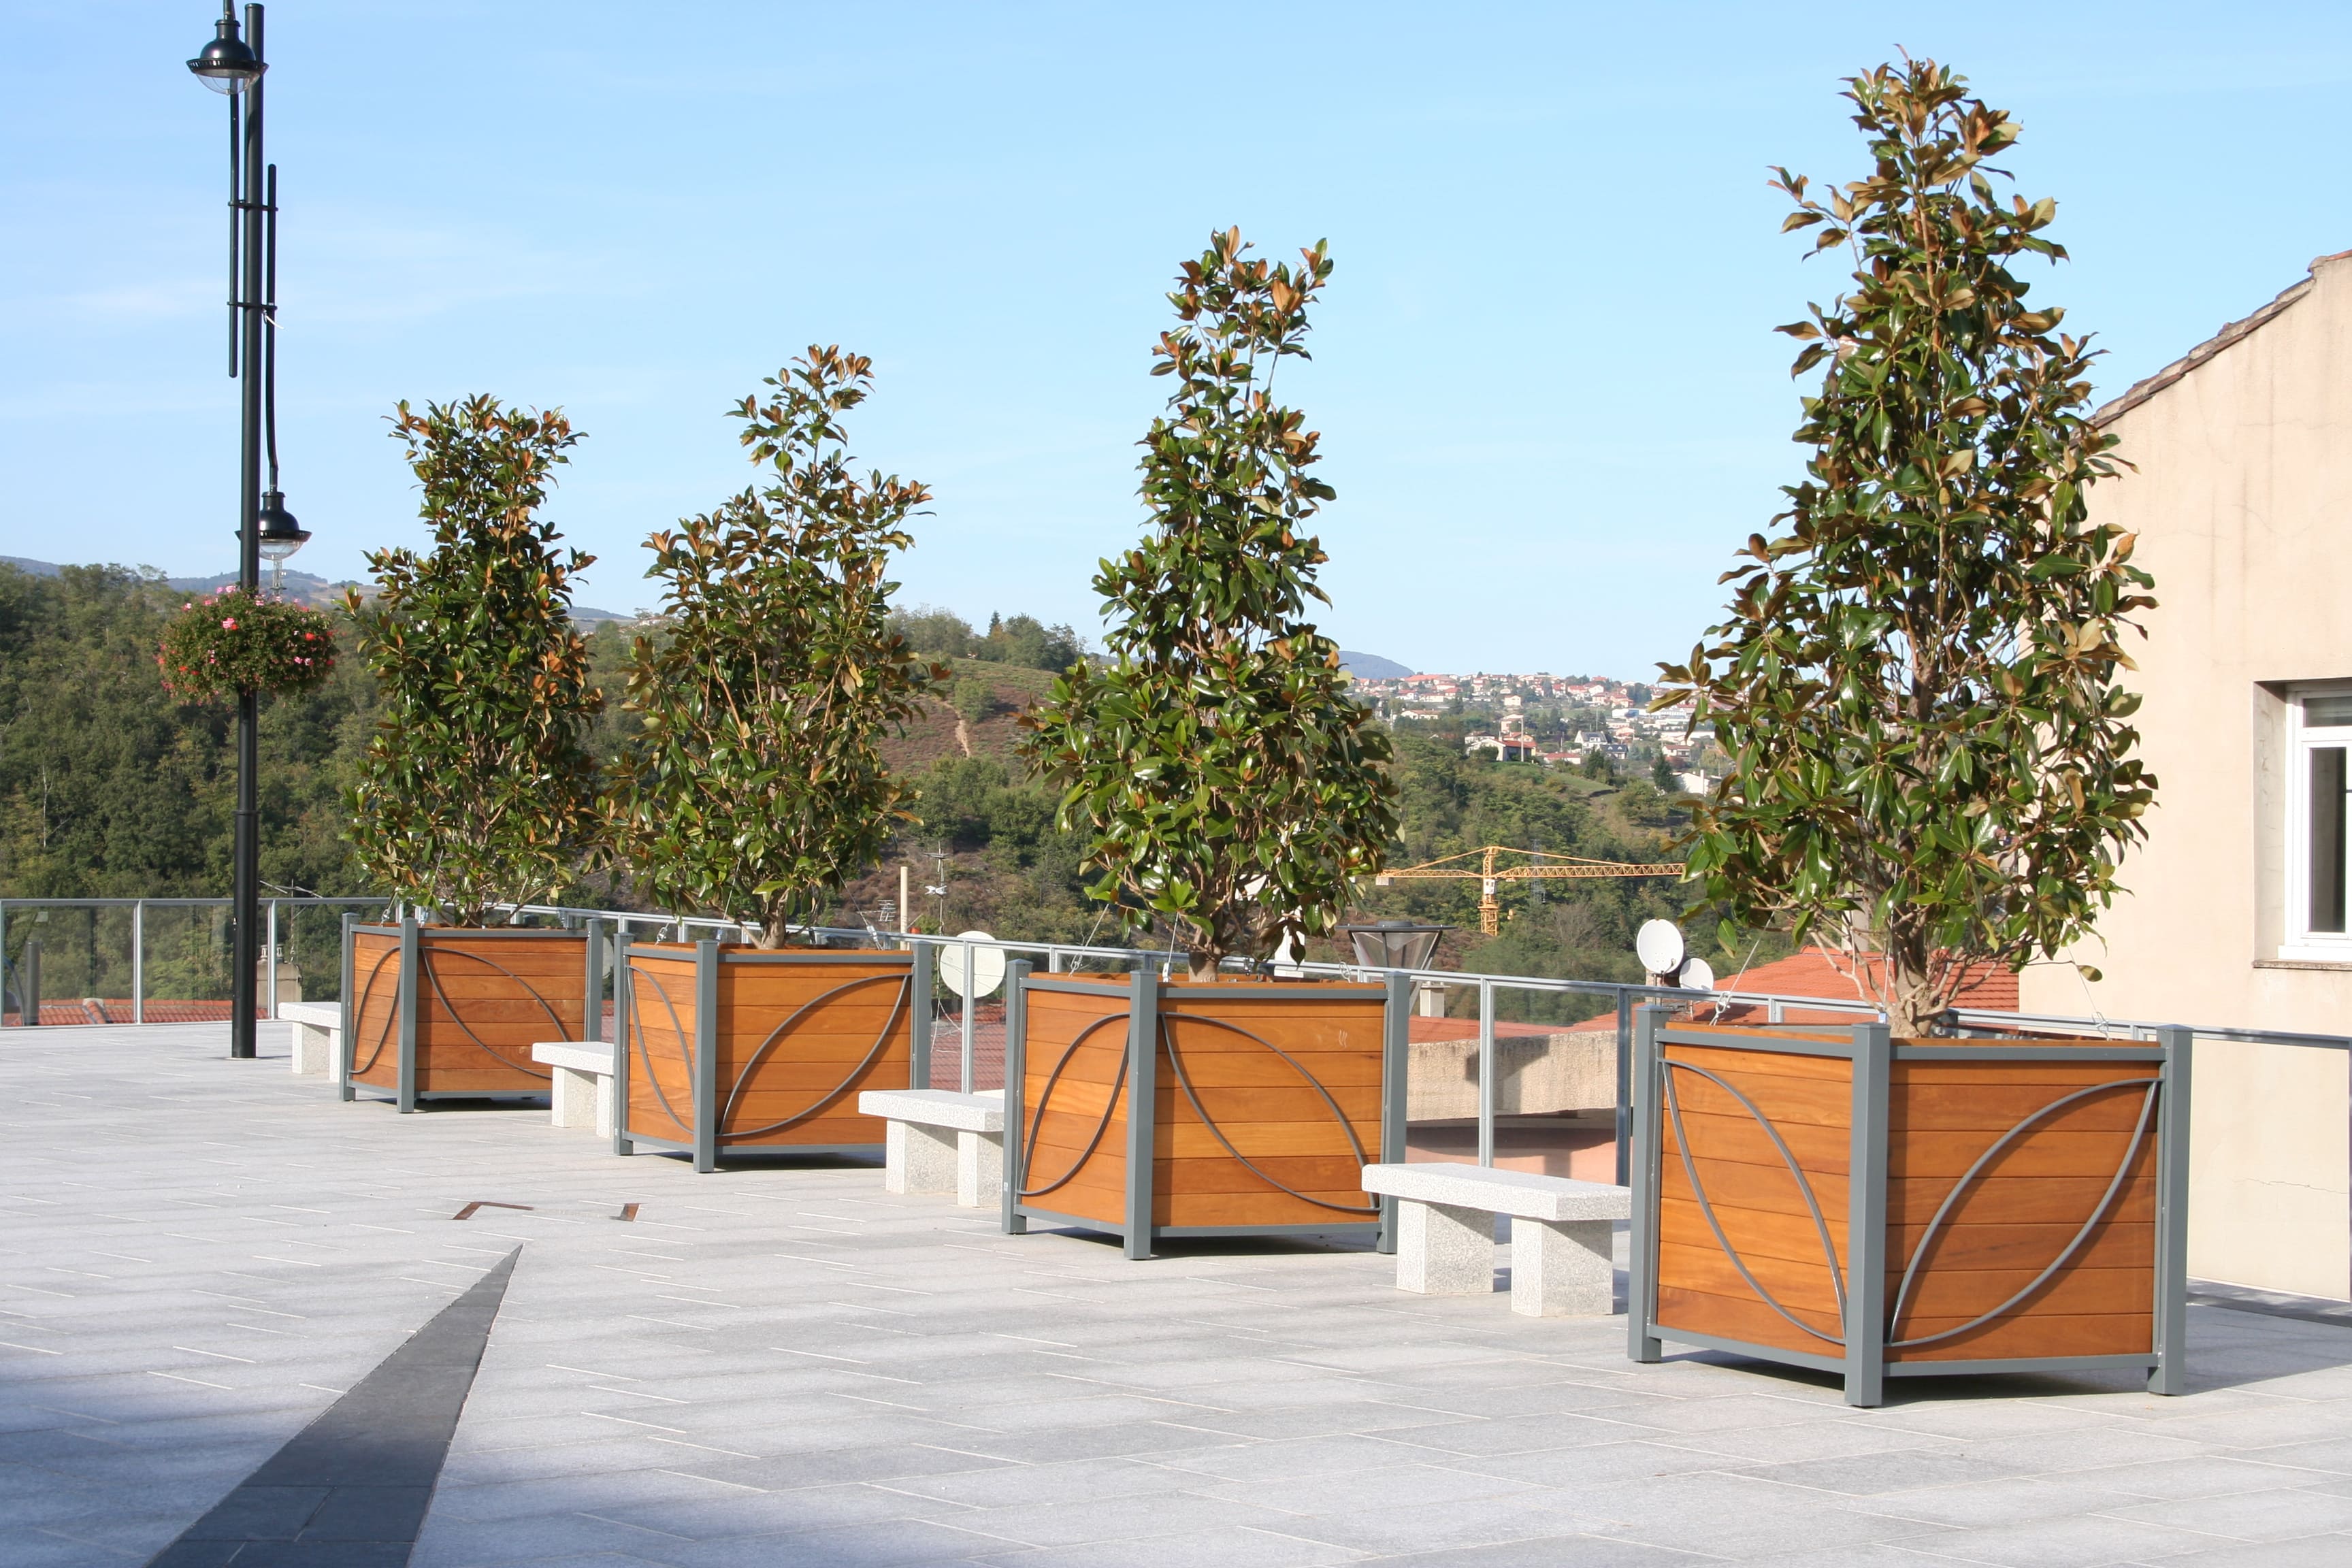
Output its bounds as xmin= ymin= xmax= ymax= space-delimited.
xmin=2094 ymin=249 xmax=2352 ymax=427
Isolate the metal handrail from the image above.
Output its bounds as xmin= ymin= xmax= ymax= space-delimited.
xmin=11 ymin=894 xmax=2347 ymax=1190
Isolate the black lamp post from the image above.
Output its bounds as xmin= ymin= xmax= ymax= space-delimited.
xmin=189 ymin=2 xmax=307 ymax=1060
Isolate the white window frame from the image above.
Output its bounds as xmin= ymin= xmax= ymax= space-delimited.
xmin=2283 ymin=681 xmax=2352 ymax=960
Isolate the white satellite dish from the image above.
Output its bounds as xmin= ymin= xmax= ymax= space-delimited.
xmin=1635 ymin=919 xmax=1686 ymax=978
xmin=1678 ymin=956 xmax=1716 ymax=993
xmin=938 ymin=930 xmax=1006 ymax=999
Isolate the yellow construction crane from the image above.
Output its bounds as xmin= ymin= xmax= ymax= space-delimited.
xmin=1373 ymin=845 xmax=1684 ymax=935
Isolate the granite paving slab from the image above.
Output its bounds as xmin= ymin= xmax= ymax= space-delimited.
xmin=3 ymin=1024 xmax=2351 ymax=1568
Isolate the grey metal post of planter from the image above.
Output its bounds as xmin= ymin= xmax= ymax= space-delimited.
xmin=1378 ymin=970 xmax=1411 ymax=1255
xmin=691 ymin=940 xmax=720 ymax=1173
xmin=1122 ymin=966 xmax=1160 ymax=1260
xmin=1627 ymin=1003 xmax=1667 ymax=1364
xmin=611 ymin=932 xmax=635 ymax=1157
xmin=2152 ymin=1025 xmax=2195 ymax=1395
xmin=132 ymin=902 xmax=145 ymax=1025
xmin=1614 ymin=991 xmax=1635 ymax=1187
xmin=1001 ymin=960 xmax=1031 ymax=1236
xmin=395 ymin=917 xmax=419 ymax=1113
xmin=1844 ymin=1023 xmax=1894 ymax=1409
xmin=337 ymin=912 xmax=356 ymax=1100
xmin=909 ymin=939 xmax=934 ymax=1090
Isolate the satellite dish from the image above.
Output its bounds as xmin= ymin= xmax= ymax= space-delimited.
xmin=1635 ymin=919 xmax=1685 ymax=978
xmin=1678 ymin=956 xmax=1716 ymax=992
xmin=938 ymin=930 xmax=1006 ymax=999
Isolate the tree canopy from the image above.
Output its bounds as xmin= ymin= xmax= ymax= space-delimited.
xmin=1656 ymin=59 xmax=2155 ymax=1033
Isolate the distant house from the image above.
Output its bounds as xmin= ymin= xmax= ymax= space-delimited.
xmin=2018 ymin=249 xmax=2352 ymax=1301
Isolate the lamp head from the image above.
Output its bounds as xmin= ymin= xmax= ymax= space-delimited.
xmin=255 ymin=491 xmax=309 ymax=562
xmin=1340 ymin=919 xmax=1454 ymax=973
xmin=188 ymin=7 xmax=263 ymax=94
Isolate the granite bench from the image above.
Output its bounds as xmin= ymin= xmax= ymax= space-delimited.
xmin=858 ymin=1089 xmax=1004 ymax=1207
xmin=280 ymin=1002 xmax=340 ymax=1077
xmin=1361 ymin=1162 xmax=1631 ymax=1317
xmin=531 ymin=1041 xmax=617 ymax=1137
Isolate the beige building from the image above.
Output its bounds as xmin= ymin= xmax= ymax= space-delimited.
xmin=2019 ymin=250 xmax=2352 ymax=1301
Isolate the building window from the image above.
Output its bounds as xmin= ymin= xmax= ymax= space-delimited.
xmin=2286 ymin=685 xmax=2352 ymax=956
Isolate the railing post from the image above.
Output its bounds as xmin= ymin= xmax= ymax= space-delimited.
xmin=1844 ymin=1021 xmax=1893 ymax=1408
xmin=960 ymin=939 xmax=977 ymax=1094
xmin=1123 ymin=966 xmax=1160 ymax=1260
xmin=132 ymin=900 xmax=146 ymax=1026
xmin=1629 ymin=1004 xmax=1667 ymax=1362
xmin=1002 ymin=960 xmax=1030 ymax=1235
xmin=1476 ymin=978 xmax=1496 ymax=1168
xmin=21 ymin=938 xmax=39 ymax=1029
xmin=265 ymin=898 xmax=279 ymax=1020
xmin=0 ymin=901 xmax=8 ymax=1028
xmin=1379 ymin=970 xmax=1410 ymax=1255
xmin=693 ymin=940 xmax=720 ymax=1173
xmin=2151 ymin=1024 xmax=2194 ymax=1396
xmin=1614 ymin=990 xmax=1634 ymax=1188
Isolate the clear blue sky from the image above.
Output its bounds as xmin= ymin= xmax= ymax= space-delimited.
xmin=6 ymin=2 xmax=2349 ymax=676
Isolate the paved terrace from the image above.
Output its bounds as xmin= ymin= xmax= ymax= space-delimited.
xmin=6 ymin=1028 xmax=2352 ymax=1568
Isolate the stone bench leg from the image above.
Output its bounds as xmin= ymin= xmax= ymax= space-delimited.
xmin=957 ymin=1129 xmax=1003 ymax=1209
xmin=290 ymin=1023 xmax=335 ymax=1077
xmin=551 ymin=1066 xmax=604 ymax=1132
xmin=886 ymin=1121 xmax=958 ymax=1196
xmin=1395 ymin=1200 xmax=1494 ymax=1295
xmin=1512 ymin=1218 xmax=1614 ymax=1317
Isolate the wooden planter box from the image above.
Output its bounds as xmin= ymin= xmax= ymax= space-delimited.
xmin=612 ymin=938 xmax=919 ymax=1170
xmin=1002 ymin=967 xmax=1407 ymax=1258
xmin=1627 ymin=1014 xmax=2191 ymax=1407
xmin=338 ymin=919 xmax=598 ymax=1111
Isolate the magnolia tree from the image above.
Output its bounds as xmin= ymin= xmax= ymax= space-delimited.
xmin=608 ymin=348 xmax=941 ymax=948
xmin=346 ymin=397 xmax=604 ymax=925
xmin=1656 ymin=59 xmax=2156 ymax=1034
xmin=1028 ymin=229 xmax=1397 ymax=980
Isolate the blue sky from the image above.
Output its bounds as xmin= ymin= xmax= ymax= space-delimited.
xmin=6 ymin=1 xmax=2349 ymax=676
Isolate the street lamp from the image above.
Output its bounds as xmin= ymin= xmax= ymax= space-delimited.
xmin=1340 ymin=919 xmax=1454 ymax=973
xmin=187 ymin=1 xmax=302 ymax=1060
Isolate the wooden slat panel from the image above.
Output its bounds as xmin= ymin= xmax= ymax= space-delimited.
xmin=1658 ymin=1237 xmax=1844 ymax=1314
xmin=1888 ymin=1218 xmax=2153 ymax=1273
xmin=1660 ymin=1195 xmax=1848 ymax=1268
xmin=1891 ymin=1173 xmax=2154 ymax=1226
xmin=1893 ymin=1061 xmax=2161 ymax=1086
xmin=1663 ymin=1109 xmax=1852 ymax=1175
xmin=1656 ymin=1283 xmax=1845 ymax=1356
xmin=1666 ymin=1043 xmax=1855 ymax=1081
xmin=1889 ymin=1130 xmax=2157 ymax=1180
xmin=1893 ymin=1262 xmax=2151 ymax=1324
xmin=1664 ymin=1069 xmax=1853 ymax=1128
xmin=1659 ymin=1152 xmax=1853 ymax=1220
xmin=1889 ymin=1311 xmax=2151 ymax=1362
xmin=1891 ymin=1081 xmax=2159 ymax=1130
xmin=1160 ymin=1154 xmax=1377 ymax=1196
xmin=1156 ymin=1085 xmax=1383 ymax=1122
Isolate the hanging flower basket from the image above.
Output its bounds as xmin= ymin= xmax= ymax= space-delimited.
xmin=157 ymin=586 xmax=337 ymax=703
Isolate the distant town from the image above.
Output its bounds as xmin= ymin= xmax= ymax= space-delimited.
xmin=1340 ymin=661 xmax=1721 ymax=787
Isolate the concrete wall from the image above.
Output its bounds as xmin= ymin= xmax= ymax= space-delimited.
xmin=1405 ymin=1030 xmax=1617 ymax=1122
xmin=2019 ymin=253 xmax=2352 ymax=1301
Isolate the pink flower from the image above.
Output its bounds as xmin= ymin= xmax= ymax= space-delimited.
xmin=222 ymin=618 xmax=238 ymax=630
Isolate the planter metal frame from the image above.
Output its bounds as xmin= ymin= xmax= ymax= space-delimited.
xmin=1001 ymin=964 xmax=1411 ymax=1258
xmin=611 ymin=936 xmax=917 ymax=1171
xmin=1627 ymin=1007 xmax=2192 ymax=1407
xmin=338 ymin=917 xmax=602 ymax=1112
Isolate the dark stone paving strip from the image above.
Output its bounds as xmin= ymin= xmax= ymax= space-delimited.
xmin=146 ymin=1247 xmax=520 ymax=1567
